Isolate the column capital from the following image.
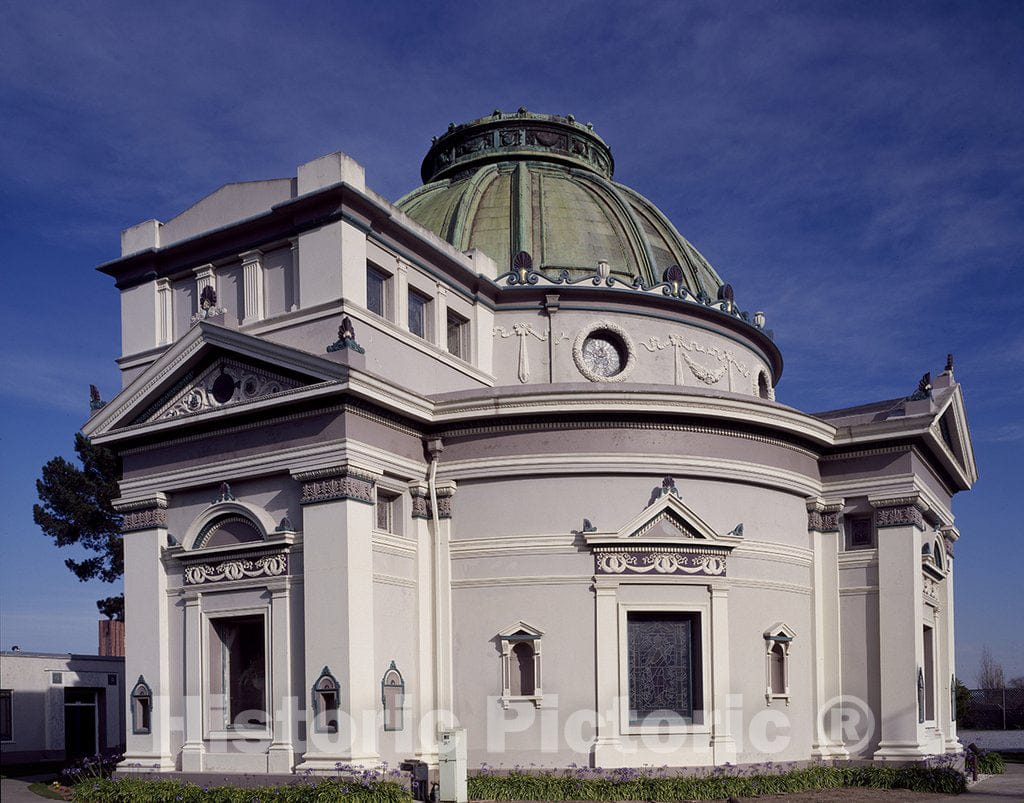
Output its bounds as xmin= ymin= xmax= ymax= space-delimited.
xmin=806 ymin=497 xmax=844 ymax=532
xmin=870 ymin=493 xmax=928 ymax=530
xmin=114 ymin=493 xmax=169 ymax=532
xmin=240 ymin=249 xmax=264 ymax=265
xmin=409 ymin=481 xmax=456 ymax=519
xmin=939 ymin=524 xmax=959 ymax=557
xmin=193 ymin=263 xmax=215 ymax=281
xmin=293 ymin=464 xmax=378 ymax=505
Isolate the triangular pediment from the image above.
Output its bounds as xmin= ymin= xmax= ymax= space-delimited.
xmin=83 ymin=322 xmax=344 ymax=441
xmin=582 ymin=488 xmax=739 ymax=550
xmin=925 ymin=383 xmax=978 ymax=490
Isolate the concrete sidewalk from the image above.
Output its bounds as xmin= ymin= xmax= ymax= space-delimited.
xmin=0 ymin=775 xmax=56 ymax=802
xmin=918 ymin=762 xmax=1024 ymax=802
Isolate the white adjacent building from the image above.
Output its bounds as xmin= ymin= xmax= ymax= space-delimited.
xmin=81 ymin=111 xmax=977 ymax=774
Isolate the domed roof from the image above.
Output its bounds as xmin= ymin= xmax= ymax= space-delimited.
xmin=396 ymin=111 xmax=724 ymax=295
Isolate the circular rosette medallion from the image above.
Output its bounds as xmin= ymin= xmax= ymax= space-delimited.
xmin=573 ymin=321 xmax=636 ymax=382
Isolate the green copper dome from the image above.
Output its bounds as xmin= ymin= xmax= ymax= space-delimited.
xmin=396 ymin=111 xmax=723 ymax=294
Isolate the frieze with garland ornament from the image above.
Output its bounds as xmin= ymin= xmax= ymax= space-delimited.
xmin=595 ymin=550 xmax=726 ymax=577
xmin=184 ymin=552 xmax=288 ymax=585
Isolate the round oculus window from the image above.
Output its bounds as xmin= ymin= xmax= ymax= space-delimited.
xmin=581 ymin=330 xmax=628 ymax=378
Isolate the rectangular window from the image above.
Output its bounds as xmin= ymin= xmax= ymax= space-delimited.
xmin=376 ymin=492 xmax=396 ymax=533
xmin=210 ymin=615 xmax=267 ymax=730
xmin=627 ymin=612 xmax=702 ymax=725
xmin=923 ymin=625 xmax=935 ymax=721
xmin=446 ymin=310 xmax=469 ymax=359
xmin=367 ymin=265 xmax=390 ymax=318
xmin=845 ymin=515 xmax=875 ymax=550
xmin=0 ymin=690 xmax=12 ymax=741
xmin=408 ymin=289 xmax=430 ymax=339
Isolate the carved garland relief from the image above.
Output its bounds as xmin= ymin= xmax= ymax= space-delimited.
xmin=595 ymin=551 xmax=726 ymax=576
xmin=493 ymin=321 xmax=765 ymax=394
xmin=184 ymin=552 xmax=288 ymax=585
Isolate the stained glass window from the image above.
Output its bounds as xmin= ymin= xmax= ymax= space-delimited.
xmin=627 ymin=612 xmax=699 ymax=724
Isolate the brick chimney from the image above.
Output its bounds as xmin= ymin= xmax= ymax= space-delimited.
xmin=98 ymin=619 xmax=125 ymax=656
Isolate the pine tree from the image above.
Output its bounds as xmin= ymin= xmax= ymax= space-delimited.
xmin=33 ymin=432 xmax=124 ymax=619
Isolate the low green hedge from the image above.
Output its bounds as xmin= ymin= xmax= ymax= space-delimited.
xmin=975 ymin=750 xmax=1006 ymax=774
xmin=73 ymin=762 xmax=970 ymax=801
xmin=467 ymin=764 xmax=968 ymax=800
xmin=73 ymin=777 xmax=408 ymax=802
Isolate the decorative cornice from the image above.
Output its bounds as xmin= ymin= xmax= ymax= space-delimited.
xmin=184 ymin=551 xmax=288 ymax=585
xmin=806 ymin=497 xmax=844 ymax=532
xmin=295 ymin=465 xmax=376 ymax=505
xmin=114 ymin=493 xmax=169 ymax=532
xmin=870 ymin=494 xmax=927 ymax=530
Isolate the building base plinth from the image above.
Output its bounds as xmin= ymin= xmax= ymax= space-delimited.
xmin=873 ymin=741 xmax=931 ymax=761
xmin=267 ymin=745 xmax=295 ymax=774
xmin=117 ymin=755 xmax=177 ymax=773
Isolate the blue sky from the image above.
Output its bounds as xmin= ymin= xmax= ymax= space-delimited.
xmin=1 ymin=1 xmax=1021 ymax=683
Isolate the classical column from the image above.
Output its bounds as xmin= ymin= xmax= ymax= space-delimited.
xmin=114 ymin=493 xmax=175 ymax=771
xmin=155 ymin=278 xmax=173 ymax=345
xmin=871 ymin=494 xmax=928 ymax=761
xmin=180 ymin=594 xmax=203 ymax=771
xmin=194 ymin=263 xmax=215 ymax=300
xmin=268 ymin=584 xmax=295 ymax=772
xmin=410 ymin=480 xmax=456 ymax=763
xmin=396 ymin=262 xmax=410 ymax=330
xmin=435 ymin=284 xmax=448 ymax=350
xmin=591 ymin=579 xmax=622 ymax=765
xmin=709 ymin=584 xmax=737 ymax=764
xmin=240 ymin=250 xmax=265 ymax=325
xmin=806 ymin=498 xmax=848 ymax=759
xmin=940 ymin=525 xmax=961 ymax=753
xmin=289 ymin=238 xmax=300 ymax=311
xmin=293 ymin=464 xmax=380 ymax=770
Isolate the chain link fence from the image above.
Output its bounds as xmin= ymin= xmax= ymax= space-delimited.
xmin=961 ymin=688 xmax=1024 ymax=729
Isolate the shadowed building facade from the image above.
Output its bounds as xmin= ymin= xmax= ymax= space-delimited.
xmin=82 ymin=112 xmax=977 ymax=774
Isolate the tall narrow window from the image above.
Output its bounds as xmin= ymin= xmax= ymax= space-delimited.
xmin=367 ymin=265 xmax=390 ymax=318
xmin=447 ymin=310 xmax=469 ymax=360
xmin=498 ymin=622 xmax=543 ymax=708
xmin=757 ymin=371 xmax=770 ymax=399
xmin=375 ymin=491 xmax=396 ymax=533
xmin=312 ymin=667 xmax=340 ymax=734
xmin=764 ymin=624 xmax=795 ymax=703
xmin=627 ymin=612 xmax=702 ymax=724
xmin=211 ymin=615 xmax=267 ymax=730
xmin=511 ymin=643 xmax=535 ymax=696
xmin=130 ymin=676 xmax=152 ymax=735
xmin=381 ymin=662 xmax=405 ymax=732
xmin=923 ymin=626 xmax=935 ymax=721
xmin=408 ymin=289 xmax=430 ymax=339
xmin=0 ymin=689 xmax=12 ymax=741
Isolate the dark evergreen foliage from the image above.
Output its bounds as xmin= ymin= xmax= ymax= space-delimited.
xmin=33 ymin=432 xmax=124 ymax=619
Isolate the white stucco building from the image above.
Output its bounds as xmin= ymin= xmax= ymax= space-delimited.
xmin=82 ymin=111 xmax=977 ymax=775
xmin=0 ymin=651 xmax=125 ymax=766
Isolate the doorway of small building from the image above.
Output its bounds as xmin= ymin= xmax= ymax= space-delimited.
xmin=64 ymin=688 xmax=100 ymax=759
